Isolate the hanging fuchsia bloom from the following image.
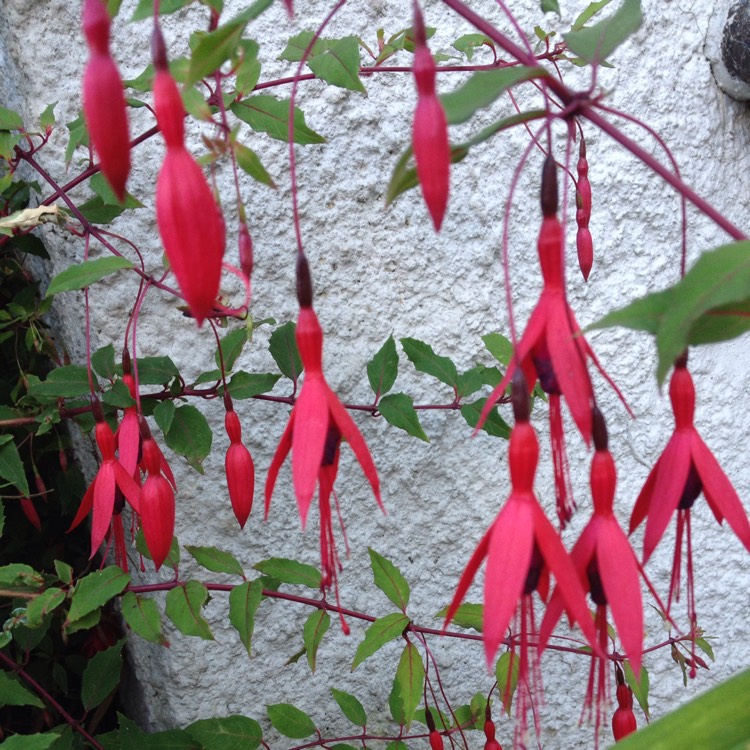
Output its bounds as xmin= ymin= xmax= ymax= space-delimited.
xmin=69 ymin=403 xmax=141 ymax=559
xmin=630 ymin=352 xmax=750 ymax=669
xmin=81 ymin=0 xmax=130 ymax=201
xmin=266 ymin=256 xmax=382 ymax=607
xmin=446 ymin=374 xmax=598 ymax=742
xmin=411 ymin=2 xmax=450 ymax=231
xmin=478 ymin=155 xmax=628 ymax=527
xmin=540 ymin=407 xmax=642 ymax=745
xmin=611 ymin=665 xmax=637 ymax=742
xmin=152 ymin=24 xmax=225 ymax=326
xmin=116 ymin=353 xmax=140 ymax=479
xmin=224 ymin=395 xmax=254 ymax=528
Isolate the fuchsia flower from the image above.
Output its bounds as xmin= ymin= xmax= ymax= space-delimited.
xmin=540 ymin=407 xmax=643 ymax=744
xmin=265 ymin=256 xmax=382 ymax=604
xmin=445 ymin=373 xmax=598 ymax=742
xmin=411 ymin=2 xmax=450 ymax=231
xmin=224 ymin=395 xmax=255 ymax=529
xmin=478 ymin=156 xmax=628 ymax=527
xmin=630 ymin=353 xmax=750 ymax=668
xmin=611 ymin=665 xmax=637 ymax=742
xmin=152 ymin=24 xmax=225 ymax=326
xmin=81 ymin=0 xmax=130 ymax=201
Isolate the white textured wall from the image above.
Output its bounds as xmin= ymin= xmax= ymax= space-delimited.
xmin=4 ymin=0 xmax=750 ymax=747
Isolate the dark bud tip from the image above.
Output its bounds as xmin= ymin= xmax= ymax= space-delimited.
xmin=425 ymin=709 xmax=436 ymax=732
xmin=121 ymin=347 xmax=131 ymax=375
xmin=91 ymin=395 xmax=104 ymax=423
xmin=223 ymin=391 xmax=233 ymax=413
xmin=614 ymin=661 xmax=625 ymax=686
xmin=579 ymin=137 xmax=587 ymax=159
xmin=412 ymin=0 xmax=427 ymax=47
xmin=511 ymin=368 xmax=530 ymax=423
xmin=138 ymin=415 xmax=153 ymax=441
xmin=591 ymin=404 xmax=608 ymax=452
xmin=485 ymin=702 xmax=492 ymax=722
xmin=296 ymin=253 xmax=313 ymax=308
xmin=151 ymin=22 xmax=169 ymax=71
xmin=541 ymin=155 xmax=558 ymax=217
xmin=675 ymin=349 xmax=688 ymax=369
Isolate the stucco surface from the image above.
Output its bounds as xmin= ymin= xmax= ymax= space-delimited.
xmin=4 ymin=0 xmax=750 ymax=747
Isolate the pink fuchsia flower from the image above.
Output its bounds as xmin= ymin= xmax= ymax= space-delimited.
xmin=478 ymin=156 xmax=629 ymax=527
xmin=630 ymin=353 xmax=750 ymax=670
xmin=411 ymin=2 xmax=450 ymax=231
xmin=224 ymin=395 xmax=255 ymax=529
xmin=445 ymin=374 xmax=598 ymax=742
xmin=81 ymin=0 xmax=130 ymax=201
xmin=611 ymin=665 xmax=637 ymax=742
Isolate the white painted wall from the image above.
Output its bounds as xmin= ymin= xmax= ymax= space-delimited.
xmin=3 ymin=0 xmax=750 ymax=747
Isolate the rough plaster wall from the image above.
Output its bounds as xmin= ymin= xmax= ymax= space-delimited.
xmin=4 ymin=0 xmax=750 ymax=746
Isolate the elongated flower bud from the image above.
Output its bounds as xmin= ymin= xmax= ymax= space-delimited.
xmin=139 ymin=438 xmax=175 ymax=570
xmin=238 ymin=221 xmax=254 ymax=282
xmin=225 ymin=410 xmax=254 ymax=528
xmin=82 ymin=0 xmax=130 ymax=201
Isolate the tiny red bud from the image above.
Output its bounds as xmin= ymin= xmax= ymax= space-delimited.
xmin=238 ymin=222 xmax=254 ymax=281
xmin=612 ymin=705 xmax=637 ymax=741
xmin=20 ymin=498 xmax=41 ymax=531
xmin=428 ymin=730 xmax=444 ymax=750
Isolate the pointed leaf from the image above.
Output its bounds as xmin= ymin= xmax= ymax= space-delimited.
xmin=186 ymin=716 xmax=263 ymax=750
xmin=308 ymin=37 xmax=366 ymax=93
xmin=452 ymin=33 xmax=494 ymax=61
xmin=227 ymin=372 xmax=281 ymax=399
xmin=330 ymin=688 xmax=367 ymax=727
xmin=229 ymin=579 xmax=263 ymax=655
xmin=367 ymin=335 xmax=399 ymax=397
xmin=0 ymin=735 xmax=60 ymax=749
xmin=253 ymin=558 xmax=322 ymax=588
xmin=130 ymin=356 xmax=180 ymax=385
xmin=165 ymin=581 xmax=214 ymax=640
xmin=230 ymin=96 xmax=325 ymax=145
xmin=162 ymin=405 xmax=212 ymax=473
xmin=46 ymin=257 xmax=133 ymax=296
xmin=234 ymin=142 xmax=276 ymax=188
xmin=67 ymin=567 xmax=130 ymax=630
xmin=495 ymin=650 xmax=520 ymax=716
xmin=215 ymin=328 xmax=248 ymax=371
xmin=400 ymin=338 xmax=458 ymax=388
xmin=121 ymin=591 xmax=168 ymax=646
xmin=542 ymin=0 xmax=561 ymax=15
xmin=378 ymin=393 xmax=428 ymax=442
xmin=564 ymin=0 xmax=642 ymax=65
xmin=589 ymin=288 xmax=672 ymax=336
xmin=267 ymin=703 xmax=316 ymax=739
xmin=279 ymin=31 xmax=328 ymax=62
xmin=368 ymin=548 xmax=410 ymax=611
xmin=303 ymin=609 xmax=330 ymax=672
xmin=82 ymin=638 xmax=125 ymax=710
xmin=0 ymin=106 xmax=23 ymax=130
xmin=623 ymin=660 xmax=650 ymax=720
xmin=27 ymin=365 xmax=92 ymax=399
xmin=25 ymin=588 xmax=66 ymax=628
xmin=352 ymin=612 xmax=410 ymax=670
xmin=392 ymin=642 xmax=424 ymax=730
xmin=185 ymin=545 xmax=245 ymax=577
xmin=268 ymin=321 xmax=302 ymax=381
xmin=0 ymin=439 xmax=29 ymax=495
xmin=0 ymin=670 xmax=44 ymax=708
xmin=91 ymin=344 xmax=116 ymax=379
xmin=435 ymin=602 xmax=483 ymax=632
xmin=460 ymin=399 xmax=511 ymax=438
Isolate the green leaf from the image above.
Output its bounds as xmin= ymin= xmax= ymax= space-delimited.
xmin=153 ymin=400 xmax=176 ymax=436
xmin=613 ymin=668 xmax=750 ymax=750
xmin=378 ymin=393 xmax=428 ymax=442
xmin=266 ymin=703 xmax=316 ymax=739
xmin=441 ymin=66 xmax=541 ymax=125
xmin=0 ymin=735 xmax=60 ymax=750
xmin=457 ymin=365 xmax=501 ymax=398
xmin=230 ymin=96 xmax=325 ymax=145
xmin=67 ymin=567 xmax=130 ymax=631
xmin=162 ymin=405 xmax=212 ymax=473
xmin=234 ymin=142 xmax=276 ymax=188
xmin=0 ymin=439 xmax=30 ymax=495
xmin=228 ymin=579 xmax=263 ymax=655
xmin=495 ymin=650 xmax=520 ymax=715
xmin=460 ymin=398 xmax=511 ymax=438
xmin=482 ymin=332 xmax=514 ymax=366
xmin=303 ymin=609 xmax=330 ymax=672
xmin=572 ymin=0 xmax=613 ymax=30
xmin=392 ymin=642 xmax=424 ymax=729
xmin=0 ymin=670 xmax=44 ymax=708
xmin=136 ymin=529 xmax=181 ymax=568
xmin=541 ymin=0 xmax=561 ymax=15
xmin=227 ymin=372 xmax=281 ymax=399
xmin=91 ymin=344 xmax=116 ymax=379
xmin=279 ymin=31 xmax=328 ymax=61
xmin=308 ymin=37 xmax=366 ymax=93
xmin=330 ymin=688 xmax=367 ymax=727
xmin=400 ymin=338 xmax=458 ymax=388
xmin=131 ymin=0 xmax=192 ymax=21
xmin=39 ymin=102 xmax=56 ymax=130
xmin=76 ymin=195 xmax=137 ymax=224
xmin=564 ymin=0 xmax=642 ymax=65
xmin=589 ymin=288 xmax=672 ymax=336
xmin=452 ymin=33 xmax=493 ymax=61
xmin=186 ymin=716 xmax=263 ymax=750
xmin=0 ymin=563 xmax=44 ymax=591
xmin=25 ymin=588 xmax=66 ymax=628
xmin=54 ymin=560 xmax=73 ymax=585
xmin=695 ymin=638 xmax=715 ymax=662
xmin=188 ymin=23 xmax=244 ymax=85
xmin=165 ymin=581 xmax=214 ymax=640
xmin=623 ymin=660 xmax=649 ymax=719
xmin=27 ymin=365 xmax=91 ymax=399
xmin=82 ymin=638 xmax=125 ymax=710
xmin=131 ymin=356 xmax=180 ymax=385
xmin=102 ymin=379 xmax=136 ymax=409
xmin=253 ymin=558 xmax=321 ymax=588
xmin=0 ymin=106 xmax=23 ymax=130
xmin=386 ymin=742 xmax=409 ymax=750
xmin=352 ymin=612 xmax=410 ymax=670
xmin=65 ymin=113 xmax=88 ymax=165
xmin=687 ymin=300 xmax=750 ymax=346
xmin=0 ymin=132 xmax=21 ymax=160
xmin=185 ymin=545 xmax=245 ymax=577
xmin=235 ymin=40 xmax=262 ymax=95
xmin=121 ymin=591 xmax=168 ymax=646
xmin=368 ymin=548 xmax=410 ymax=611
xmin=46 ymin=257 xmax=134 ymax=296
xmin=367 ymin=336 xmax=398 ymax=397
xmin=90 ymin=173 xmax=143 ymax=209
xmin=436 ymin=602 xmax=483 ymax=632
xmin=268 ymin=322 xmax=303 ymax=381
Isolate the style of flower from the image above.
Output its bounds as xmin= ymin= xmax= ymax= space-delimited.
xmin=478 ymin=156 xmax=628 ymax=527
xmin=540 ymin=407 xmax=643 ymax=746
xmin=630 ymin=353 xmax=750 ymax=669
xmin=446 ymin=374 xmax=598 ymax=743
xmin=81 ymin=0 xmax=130 ymax=201
xmin=152 ymin=24 xmax=225 ymax=326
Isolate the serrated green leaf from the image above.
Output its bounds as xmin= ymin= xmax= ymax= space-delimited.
xmin=452 ymin=33 xmax=493 ymax=61
xmin=185 ymin=545 xmax=244 ymax=577
xmin=393 ymin=642 xmax=424 ymax=730
xmin=27 ymin=365 xmax=91 ymax=399
xmin=572 ymin=0 xmax=613 ymax=31
xmin=0 ymin=564 xmax=44 ymax=591
xmin=378 ymin=392 xmax=428 ymax=442
xmin=457 ymin=365 xmax=501 ymax=398
xmin=253 ymin=558 xmax=321 ymax=588
xmin=131 ymin=356 xmax=180 ymax=385
xmin=181 ymin=86 xmax=212 ymax=121
xmin=436 ymin=602 xmax=483 ymax=632
xmin=695 ymin=638 xmax=715 ymax=662
xmin=0 ymin=669 xmax=44 ymax=708
xmin=267 ymin=703 xmax=316 ymax=739
xmin=303 ymin=609 xmax=330 ymax=672
xmin=367 ymin=335 xmax=398 ymax=397
xmin=623 ymin=660 xmax=649 ymax=720
xmin=236 ymin=40 xmax=261 ymax=95
xmin=25 ymin=588 xmax=66 ymax=628
xmin=234 ymin=142 xmax=276 ymax=188
xmin=460 ymin=398 xmax=511 ymax=438
xmin=215 ymin=328 xmax=248 ymax=371
xmin=230 ymin=96 xmax=325 ymax=145
xmin=121 ymin=591 xmax=168 ymax=645
xmin=46 ymin=257 xmax=133 ymax=296
xmin=54 ymin=561 xmax=72 ymax=585
xmin=368 ymin=548 xmax=410 ymax=611
xmin=330 ymin=688 xmax=367 ymax=727
xmin=91 ymin=344 xmax=116 ymax=379
xmin=0 ymin=132 xmax=21 ymax=160
xmin=279 ymin=31 xmax=328 ymax=62
xmin=39 ymin=102 xmax=56 ymax=129
xmin=495 ymin=650 xmax=520 ymax=715
xmin=308 ymin=37 xmax=366 ymax=93
xmin=76 ymin=195 xmax=137 ymax=224
xmin=102 ymin=379 xmax=136 ymax=409
xmin=268 ymin=321 xmax=302 ymax=381
xmin=165 ymin=581 xmax=214 ymax=640
xmin=162 ymin=405 xmax=212 ymax=473
xmin=65 ymin=113 xmax=88 ymax=166
xmin=352 ymin=612 xmax=410 ymax=670
xmin=89 ymin=173 xmax=143 ymax=209
xmin=188 ymin=22 xmax=245 ymax=85
xmin=153 ymin=400 xmax=176 ymax=436
xmin=564 ymin=0 xmax=642 ymax=65
xmin=0 ymin=106 xmax=23 ymax=131
xmin=482 ymin=332 xmax=514 ymax=366
xmin=186 ymin=715 xmax=263 ymax=750
xmin=82 ymin=638 xmax=125 ymax=710
xmin=400 ymin=338 xmax=458 ymax=388
xmin=67 ymin=567 xmax=130 ymax=631
xmin=229 ymin=579 xmax=263 ymax=655
xmin=0 ymin=439 xmax=29 ymax=496
xmin=588 ymin=288 xmax=672 ymax=336
xmin=227 ymin=372 xmax=281 ymax=399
